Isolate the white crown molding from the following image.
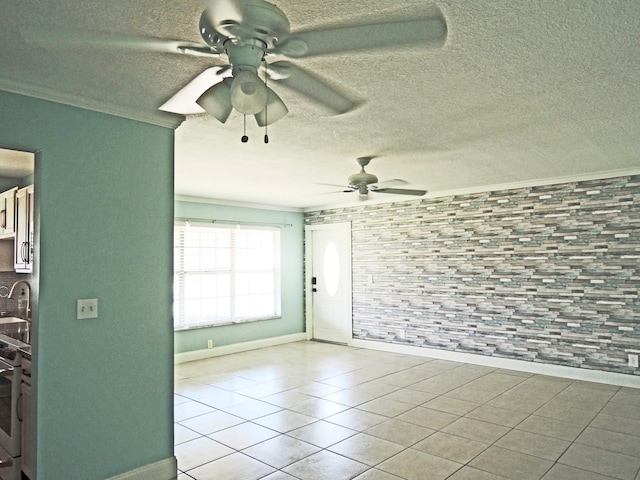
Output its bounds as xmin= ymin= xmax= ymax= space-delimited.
xmin=175 ymin=195 xmax=304 ymax=213
xmin=0 ymin=80 xmax=183 ymax=129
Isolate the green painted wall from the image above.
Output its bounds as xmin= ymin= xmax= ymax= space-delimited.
xmin=174 ymin=200 xmax=304 ymax=353
xmin=0 ymin=90 xmax=175 ymax=479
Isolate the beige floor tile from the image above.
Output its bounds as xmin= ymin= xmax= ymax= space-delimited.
xmin=242 ymin=435 xmax=320 ymax=469
xmin=465 ymin=404 xmax=529 ymax=427
xmin=174 ymin=436 xmax=235 ymax=471
xmin=447 ymin=466 xmax=512 ymax=480
xmin=381 ymin=387 xmax=438 ymax=405
xmin=174 ymin=341 xmax=640 ymax=480
xmin=412 ymin=431 xmax=489 ymax=463
xmin=576 ymin=426 xmax=640 ymax=457
xmin=288 ymin=396 xmax=351 ymax=419
xmin=559 ymin=443 xmax=640 ymax=480
xmin=178 ymin=410 xmax=245 ymax=435
xmin=396 ymin=406 xmax=459 ymax=430
xmin=442 ymin=417 xmax=510 ymax=444
xmin=365 ymin=418 xmax=435 ymax=447
xmin=377 ymin=448 xmax=462 ymax=480
xmin=282 ymin=450 xmax=369 ymax=480
xmin=353 ymin=468 xmax=404 ymax=479
xmin=252 ymin=409 xmax=317 ymax=433
xmin=174 ymin=424 xmax=201 ymax=445
xmin=469 ymin=446 xmax=554 ymax=480
xmin=446 ymin=372 xmax=526 ymax=404
xmin=287 ymin=419 xmax=358 ymax=448
xmin=262 ymin=390 xmax=315 ymax=408
xmin=356 ymin=396 xmax=416 ymax=417
xmin=495 ymin=429 xmax=570 ymax=461
xmin=188 ymin=452 xmax=275 ymax=480
xmin=422 ymin=395 xmax=480 ymax=415
xmin=542 ymin=464 xmax=620 ymax=480
xmin=223 ymin=398 xmax=283 ymax=420
xmin=589 ymin=412 xmax=640 ymax=437
xmin=326 ymin=408 xmax=388 ymax=431
xmin=261 ymin=472 xmax=300 ymax=480
xmin=174 ymin=400 xmax=217 ymax=422
xmin=209 ymin=422 xmax=279 ymax=450
xmin=516 ymin=414 xmax=585 ymax=442
xmin=328 ymin=433 xmax=405 ymax=466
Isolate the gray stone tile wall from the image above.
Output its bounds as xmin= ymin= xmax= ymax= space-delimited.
xmin=305 ymin=175 xmax=640 ymax=375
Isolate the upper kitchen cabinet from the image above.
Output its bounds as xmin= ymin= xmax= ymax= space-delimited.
xmin=0 ymin=187 xmax=17 ymax=238
xmin=14 ymin=185 xmax=34 ymax=273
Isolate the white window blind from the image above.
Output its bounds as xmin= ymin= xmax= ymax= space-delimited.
xmin=173 ymin=222 xmax=281 ymax=330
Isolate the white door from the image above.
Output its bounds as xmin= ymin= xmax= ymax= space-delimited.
xmin=306 ymin=222 xmax=352 ymax=344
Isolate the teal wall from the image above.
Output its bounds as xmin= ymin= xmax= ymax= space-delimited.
xmin=174 ymin=200 xmax=304 ymax=353
xmin=0 ymin=90 xmax=175 ymax=479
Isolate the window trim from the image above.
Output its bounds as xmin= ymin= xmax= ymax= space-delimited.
xmin=173 ymin=220 xmax=282 ymax=331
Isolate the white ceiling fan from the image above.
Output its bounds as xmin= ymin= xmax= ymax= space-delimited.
xmin=158 ymin=0 xmax=448 ymax=126
xmin=321 ymin=156 xmax=427 ymax=200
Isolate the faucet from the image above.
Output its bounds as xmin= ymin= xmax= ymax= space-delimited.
xmin=8 ymin=280 xmax=31 ymax=343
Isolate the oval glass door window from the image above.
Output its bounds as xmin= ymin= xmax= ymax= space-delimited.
xmin=323 ymin=241 xmax=340 ymax=297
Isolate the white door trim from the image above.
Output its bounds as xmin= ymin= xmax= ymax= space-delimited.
xmin=305 ymin=222 xmax=353 ymax=344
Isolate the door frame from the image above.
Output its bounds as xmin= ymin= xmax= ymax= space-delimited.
xmin=304 ymin=222 xmax=353 ymax=344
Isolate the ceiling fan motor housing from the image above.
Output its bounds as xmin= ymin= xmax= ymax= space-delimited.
xmin=202 ymin=0 xmax=290 ymax=50
xmin=348 ymin=171 xmax=379 ymax=187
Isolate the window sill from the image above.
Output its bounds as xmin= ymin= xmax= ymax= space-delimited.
xmin=174 ymin=315 xmax=282 ymax=332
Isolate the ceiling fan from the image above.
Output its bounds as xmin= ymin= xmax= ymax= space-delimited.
xmin=323 ymin=157 xmax=427 ymax=200
xmin=158 ymin=0 xmax=448 ymax=127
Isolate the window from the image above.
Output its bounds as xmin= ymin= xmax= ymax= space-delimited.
xmin=173 ymin=222 xmax=281 ymax=330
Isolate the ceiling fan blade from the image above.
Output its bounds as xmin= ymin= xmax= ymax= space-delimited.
xmin=266 ymin=61 xmax=361 ymax=114
xmin=159 ymin=66 xmax=231 ymax=115
xmin=21 ymin=27 xmax=218 ymax=57
xmin=276 ymin=5 xmax=446 ymax=58
xmin=371 ymin=187 xmax=427 ymax=196
xmin=314 ymin=183 xmax=356 ymax=193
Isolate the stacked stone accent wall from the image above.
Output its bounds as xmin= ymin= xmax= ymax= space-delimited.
xmin=305 ymin=175 xmax=640 ymax=375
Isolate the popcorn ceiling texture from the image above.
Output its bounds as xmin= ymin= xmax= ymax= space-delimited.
xmin=305 ymin=174 xmax=640 ymax=376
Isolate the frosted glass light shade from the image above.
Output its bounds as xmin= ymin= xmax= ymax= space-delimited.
xmin=196 ymin=78 xmax=233 ymax=123
xmin=255 ymin=88 xmax=288 ymax=126
xmin=230 ymin=70 xmax=268 ymax=115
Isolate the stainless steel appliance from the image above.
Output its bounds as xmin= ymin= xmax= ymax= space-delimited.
xmin=0 ymin=334 xmax=27 ymax=480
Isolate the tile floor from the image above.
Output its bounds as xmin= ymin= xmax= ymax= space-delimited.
xmin=174 ymin=341 xmax=640 ymax=480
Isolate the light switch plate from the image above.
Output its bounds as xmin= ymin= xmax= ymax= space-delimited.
xmin=77 ymin=298 xmax=98 ymax=319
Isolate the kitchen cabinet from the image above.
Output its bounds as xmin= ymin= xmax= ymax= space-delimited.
xmin=14 ymin=185 xmax=34 ymax=273
xmin=0 ymin=188 xmax=17 ymax=238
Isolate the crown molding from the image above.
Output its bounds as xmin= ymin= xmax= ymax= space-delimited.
xmin=0 ymin=80 xmax=184 ymax=129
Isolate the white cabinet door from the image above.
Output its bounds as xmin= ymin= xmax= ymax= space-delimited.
xmin=14 ymin=185 xmax=34 ymax=273
xmin=0 ymin=187 xmax=17 ymax=238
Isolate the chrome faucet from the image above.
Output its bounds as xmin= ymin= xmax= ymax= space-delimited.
xmin=8 ymin=280 xmax=31 ymax=343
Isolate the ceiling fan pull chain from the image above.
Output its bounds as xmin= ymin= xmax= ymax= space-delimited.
xmin=242 ymin=115 xmax=249 ymax=143
xmin=263 ymin=60 xmax=269 ymax=143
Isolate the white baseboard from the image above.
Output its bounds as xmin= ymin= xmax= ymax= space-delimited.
xmin=174 ymin=333 xmax=307 ymax=364
xmin=350 ymin=339 xmax=640 ymax=388
xmin=107 ymin=456 xmax=177 ymax=480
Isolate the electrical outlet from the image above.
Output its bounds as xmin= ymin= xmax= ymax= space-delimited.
xmin=77 ymin=298 xmax=98 ymax=319
xmin=207 ymin=339 xmax=213 ymax=349
xmin=629 ymin=354 xmax=639 ymax=368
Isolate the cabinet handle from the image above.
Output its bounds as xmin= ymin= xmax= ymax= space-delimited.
xmin=0 ymin=457 xmax=14 ymax=468
xmin=0 ymin=209 xmax=5 ymax=229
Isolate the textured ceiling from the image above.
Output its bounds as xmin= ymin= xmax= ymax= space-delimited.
xmin=1 ymin=1 xmax=639 ymax=210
